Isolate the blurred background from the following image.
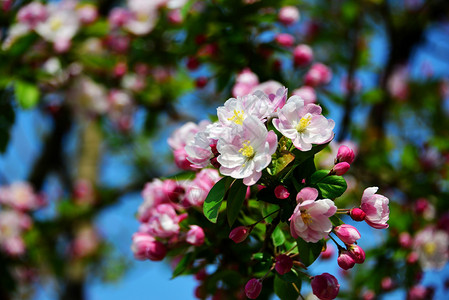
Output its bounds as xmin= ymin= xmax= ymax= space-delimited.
xmin=1 ymin=0 xmax=449 ymax=299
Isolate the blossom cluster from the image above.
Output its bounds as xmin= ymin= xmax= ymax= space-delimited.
xmin=0 ymin=182 xmax=45 ymax=256
xmin=133 ymin=86 xmax=391 ymax=300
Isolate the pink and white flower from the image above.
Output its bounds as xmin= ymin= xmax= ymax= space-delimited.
xmin=360 ymin=187 xmax=389 ymax=229
xmin=217 ymin=116 xmax=277 ymax=186
xmin=131 ymin=232 xmax=167 ymax=261
xmin=413 ymin=226 xmax=449 ymax=270
xmin=273 ymin=96 xmax=334 ymax=151
xmin=17 ymin=2 xmax=48 ymax=29
xmin=184 ymin=169 xmax=220 ymax=207
xmin=143 ymin=204 xmax=181 ymax=239
xmin=186 ymin=225 xmax=205 ymax=246
xmin=292 ymin=86 xmax=316 ymax=105
xmin=289 ymin=188 xmax=337 ymax=243
xmin=0 ymin=182 xmax=45 ymax=211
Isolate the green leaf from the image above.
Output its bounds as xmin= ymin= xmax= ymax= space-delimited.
xmin=203 ymin=176 xmax=233 ymax=223
xmin=330 ymin=215 xmax=344 ymax=226
xmin=172 ymin=252 xmax=194 ymax=278
xmin=278 ymin=269 xmax=302 ymax=286
xmin=274 ymin=274 xmax=300 ymax=300
xmin=14 ymin=80 xmax=40 ymax=109
xmin=268 ymin=151 xmax=295 ymax=176
xmin=311 ymin=170 xmax=347 ymax=199
xmin=226 ymin=179 xmax=247 ymax=227
xmin=296 ymin=238 xmax=324 ymax=267
xmin=272 ymin=225 xmax=286 ymax=247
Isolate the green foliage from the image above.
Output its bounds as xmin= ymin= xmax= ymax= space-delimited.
xmin=274 ymin=273 xmax=301 ymax=300
xmin=310 ymin=170 xmax=347 ymax=199
xmin=14 ymin=80 xmax=40 ymax=109
xmin=226 ymin=179 xmax=247 ymax=227
xmin=203 ymin=176 xmax=233 ymax=223
xmin=296 ymin=238 xmax=325 ymax=267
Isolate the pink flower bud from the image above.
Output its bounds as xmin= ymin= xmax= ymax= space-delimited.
xmin=274 ymin=185 xmax=290 ymax=199
xmin=311 ymin=273 xmax=340 ymax=300
xmin=336 ymin=145 xmax=355 ymax=164
xmin=348 ymin=245 xmax=365 ymax=264
xmin=349 ymin=208 xmax=366 ymax=221
xmin=195 ymin=268 xmax=207 ymax=281
xmin=320 ymin=244 xmax=334 ymax=260
xmin=195 ymin=77 xmax=208 ymax=88
xmin=229 ymin=226 xmax=251 ymax=243
xmin=278 ymin=6 xmax=300 ymax=26
xmin=131 ymin=233 xmax=167 ymax=261
xmin=113 ymin=62 xmax=128 ymax=77
xmin=381 ymin=277 xmax=394 ymax=291
xmin=332 ymin=162 xmax=350 ymax=175
xmin=108 ymin=8 xmax=131 ymax=28
xmin=245 ymin=278 xmax=262 ymax=299
xmin=406 ymin=251 xmax=419 ymax=264
xmin=292 ymin=86 xmax=316 ymax=105
xmin=77 ymin=4 xmax=98 ymax=24
xmin=168 ymin=9 xmax=183 ymax=24
xmin=414 ymin=198 xmax=429 ymax=215
xmin=275 ymin=254 xmax=293 ymax=275
xmin=305 ymin=63 xmax=332 ymax=86
xmin=399 ymin=232 xmax=413 ymax=248
xmin=362 ymin=290 xmax=375 ymax=300
xmin=408 ymin=285 xmax=427 ymax=300
xmin=293 ymin=44 xmax=313 ymax=66
xmin=334 ymin=224 xmax=361 ymax=245
xmin=186 ymin=225 xmax=205 ymax=246
xmin=187 ymin=57 xmax=200 ymax=70
xmin=337 ymin=250 xmax=355 ymax=270
xmin=275 ymin=33 xmax=295 ymax=47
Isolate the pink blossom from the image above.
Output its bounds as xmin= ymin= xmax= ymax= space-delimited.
xmin=144 ymin=204 xmax=181 ymax=238
xmin=232 ymin=68 xmax=259 ymax=97
xmin=131 ymin=232 xmax=167 ymax=261
xmin=0 ymin=182 xmax=45 ymax=211
xmin=311 ymin=273 xmax=340 ymax=300
xmin=399 ymin=232 xmax=413 ymax=248
xmin=278 ymin=6 xmax=300 ymax=25
xmin=108 ymin=8 xmax=132 ymax=28
xmin=186 ymin=225 xmax=205 ymax=246
xmin=289 ymin=187 xmax=337 ymax=242
xmin=167 ymin=9 xmax=183 ymax=24
xmin=251 ymin=81 xmax=284 ymax=99
xmin=184 ymin=169 xmax=220 ymax=207
xmin=275 ymin=254 xmax=293 ymax=275
xmin=138 ymin=179 xmax=180 ymax=222
xmin=293 ymin=44 xmax=313 ymax=66
xmin=77 ymin=4 xmax=98 ymax=24
xmin=413 ymin=226 xmax=449 ymax=270
xmin=381 ymin=277 xmax=394 ymax=291
xmin=387 ymin=65 xmax=409 ymax=101
xmin=273 ymin=96 xmax=335 ymax=151
xmin=17 ymin=2 xmax=48 ymax=29
xmin=185 ymin=128 xmax=216 ymax=169
xmin=337 ymin=250 xmax=355 ymax=270
xmin=275 ymin=33 xmax=295 ymax=47
xmin=229 ymin=226 xmax=251 ymax=243
xmin=252 ymin=87 xmax=288 ymax=117
xmin=168 ymin=121 xmax=210 ymax=170
xmin=245 ymin=278 xmax=262 ymax=299
xmin=334 ymin=224 xmax=361 ymax=245
xmin=292 ymin=86 xmax=316 ymax=105
xmin=2 ymin=236 xmax=26 ymax=256
xmin=360 ymin=187 xmax=389 ymax=229
xmin=407 ymin=285 xmax=428 ymax=300
xmin=304 ymin=63 xmax=332 ymax=86
xmin=35 ymin=4 xmax=79 ymax=44
xmin=217 ymin=116 xmax=277 ymax=186
xmin=71 ymin=226 xmax=100 ymax=258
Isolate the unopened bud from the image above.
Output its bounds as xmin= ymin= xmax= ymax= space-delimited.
xmin=229 ymin=226 xmax=251 ymax=243
xmin=332 ymin=162 xmax=350 ymax=176
xmin=275 ymin=254 xmax=293 ymax=275
xmin=245 ymin=278 xmax=262 ymax=299
xmin=349 ymin=208 xmax=366 ymax=221
xmin=334 ymin=224 xmax=361 ymax=245
xmin=311 ymin=273 xmax=340 ymax=300
xmin=336 ymin=145 xmax=355 ymax=164
xmin=337 ymin=250 xmax=355 ymax=270
xmin=348 ymin=245 xmax=365 ymax=264
xmin=274 ymin=185 xmax=290 ymax=199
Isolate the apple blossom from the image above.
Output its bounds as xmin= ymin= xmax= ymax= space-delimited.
xmin=292 ymin=86 xmax=316 ymax=105
xmin=304 ymin=63 xmax=332 ymax=86
xmin=186 ymin=225 xmax=205 ymax=246
xmin=275 ymin=33 xmax=295 ymax=47
xmin=274 ymin=185 xmax=290 ymax=199
xmin=289 ymin=187 xmax=337 ymax=242
xmin=360 ymin=187 xmax=390 ymax=229
xmin=293 ymin=44 xmax=314 ymax=66
xmin=349 ymin=208 xmax=366 ymax=221
xmin=217 ymin=115 xmax=277 ymax=186
xmin=278 ymin=6 xmax=300 ymax=25
xmin=273 ymin=96 xmax=335 ymax=151
xmin=184 ymin=168 xmax=220 ymax=207
xmin=35 ymin=4 xmax=79 ymax=46
xmin=348 ymin=245 xmax=365 ymax=264
xmin=131 ymin=232 xmax=167 ymax=261
xmin=413 ymin=226 xmax=449 ymax=270
xmin=144 ymin=204 xmax=181 ymax=238
xmin=275 ymin=254 xmax=293 ymax=275
xmin=17 ymin=2 xmax=47 ymax=29
xmin=332 ymin=162 xmax=350 ymax=175
xmin=229 ymin=226 xmax=251 ymax=243
xmin=337 ymin=250 xmax=355 ymax=270
xmin=336 ymin=145 xmax=355 ymax=164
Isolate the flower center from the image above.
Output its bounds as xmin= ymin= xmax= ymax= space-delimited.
xmin=228 ymin=109 xmax=245 ymax=125
xmin=50 ymin=18 xmax=63 ymax=31
xmin=423 ymin=242 xmax=436 ymax=255
xmin=296 ymin=114 xmax=312 ymax=133
xmin=239 ymin=140 xmax=255 ymax=158
xmin=301 ymin=211 xmax=313 ymax=225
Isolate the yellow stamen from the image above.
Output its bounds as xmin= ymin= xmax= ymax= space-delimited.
xmin=296 ymin=115 xmax=312 ymax=133
xmin=423 ymin=242 xmax=436 ymax=255
xmin=227 ymin=109 xmax=245 ymax=125
xmin=239 ymin=140 xmax=254 ymax=158
xmin=301 ymin=211 xmax=313 ymax=225
xmin=50 ymin=18 xmax=63 ymax=31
